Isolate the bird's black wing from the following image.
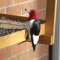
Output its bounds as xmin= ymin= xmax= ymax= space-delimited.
xmin=30 ymin=20 xmax=40 ymax=35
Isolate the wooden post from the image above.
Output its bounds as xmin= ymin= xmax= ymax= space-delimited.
xmin=46 ymin=0 xmax=57 ymax=60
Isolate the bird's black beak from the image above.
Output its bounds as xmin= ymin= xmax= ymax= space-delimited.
xmin=25 ymin=8 xmax=31 ymax=14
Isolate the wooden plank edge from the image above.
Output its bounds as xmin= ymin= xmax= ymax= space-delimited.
xmin=0 ymin=30 xmax=26 ymax=49
xmin=38 ymin=35 xmax=53 ymax=45
xmin=0 ymin=13 xmax=46 ymax=24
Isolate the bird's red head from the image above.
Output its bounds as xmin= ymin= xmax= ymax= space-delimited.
xmin=25 ymin=9 xmax=39 ymax=20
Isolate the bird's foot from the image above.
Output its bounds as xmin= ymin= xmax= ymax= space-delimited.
xmin=25 ymin=29 xmax=29 ymax=41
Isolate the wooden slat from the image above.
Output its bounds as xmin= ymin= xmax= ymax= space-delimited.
xmin=0 ymin=13 xmax=46 ymax=23
xmin=45 ymin=0 xmax=57 ymax=44
xmin=45 ymin=0 xmax=54 ymax=35
xmin=39 ymin=35 xmax=53 ymax=45
xmin=0 ymin=30 xmax=26 ymax=49
xmin=45 ymin=0 xmax=57 ymax=35
xmin=53 ymin=0 xmax=57 ymax=43
xmin=40 ymin=24 xmax=45 ymax=35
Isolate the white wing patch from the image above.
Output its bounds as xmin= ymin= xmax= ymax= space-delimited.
xmin=33 ymin=34 xmax=39 ymax=45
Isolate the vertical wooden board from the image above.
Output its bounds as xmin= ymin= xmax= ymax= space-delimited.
xmin=0 ymin=30 xmax=26 ymax=49
xmin=40 ymin=24 xmax=45 ymax=35
xmin=45 ymin=0 xmax=57 ymax=35
xmin=53 ymin=0 xmax=57 ymax=44
xmin=45 ymin=0 xmax=57 ymax=44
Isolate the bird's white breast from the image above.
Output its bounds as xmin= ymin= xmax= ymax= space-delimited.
xmin=29 ymin=19 xmax=35 ymax=28
xmin=25 ymin=19 xmax=35 ymax=31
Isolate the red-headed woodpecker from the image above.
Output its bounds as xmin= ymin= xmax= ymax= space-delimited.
xmin=25 ymin=9 xmax=40 ymax=51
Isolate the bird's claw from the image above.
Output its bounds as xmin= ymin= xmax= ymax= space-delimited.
xmin=25 ymin=29 xmax=29 ymax=40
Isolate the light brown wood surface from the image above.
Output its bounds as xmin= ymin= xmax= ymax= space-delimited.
xmin=39 ymin=35 xmax=53 ymax=45
xmin=45 ymin=0 xmax=57 ymax=44
xmin=0 ymin=30 xmax=25 ymax=49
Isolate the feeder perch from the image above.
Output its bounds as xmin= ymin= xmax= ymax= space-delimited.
xmin=0 ymin=0 xmax=57 ymax=49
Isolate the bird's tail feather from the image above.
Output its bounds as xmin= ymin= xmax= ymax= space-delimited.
xmin=31 ymin=35 xmax=36 ymax=51
xmin=33 ymin=44 xmax=36 ymax=51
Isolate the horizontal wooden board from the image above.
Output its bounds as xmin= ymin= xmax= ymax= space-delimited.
xmin=0 ymin=30 xmax=26 ymax=49
xmin=39 ymin=35 xmax=53 ymax=45
xmin=0 ymin=14 xmax=46 ymax=23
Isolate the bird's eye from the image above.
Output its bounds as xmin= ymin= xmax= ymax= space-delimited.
xmin=30 ymin=11 xmax=34 ymax=15
xmin=32 ymin=11 xmax=34 ymax=13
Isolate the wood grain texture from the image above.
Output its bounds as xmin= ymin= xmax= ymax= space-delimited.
xmin=0 ymin=30 xmax=26 ymax=49
xmin=45 ymin=0 xmax=57 ymax=35
xmin=39 ymin=35 xmax=53 ymax=45
xmin=53 ymin=0 xmax=57 ymax=44
xmin=40 ymin=24 xmax=45 ymax=35
xmin=45 ymin=0 xmax=57 ymax=44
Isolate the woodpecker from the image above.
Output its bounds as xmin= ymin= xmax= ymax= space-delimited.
xmin=25 ymin=9 xmax=40 ymax=51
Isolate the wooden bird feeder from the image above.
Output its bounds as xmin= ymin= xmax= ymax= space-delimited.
xmin=0 ymin=0 xmax=57 ymax=49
